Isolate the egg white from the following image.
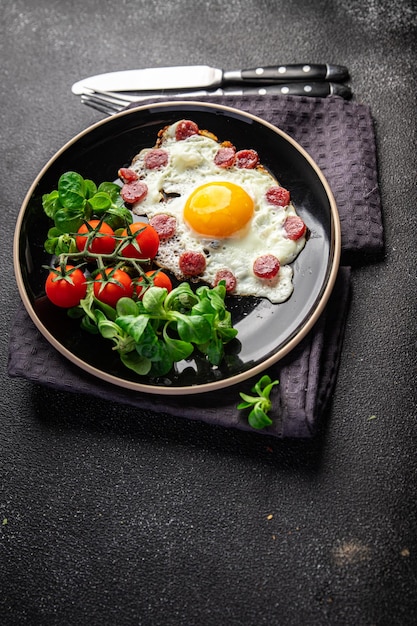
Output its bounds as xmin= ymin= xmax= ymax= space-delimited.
xmin=128 ymin=120 xmax=306 ymax=303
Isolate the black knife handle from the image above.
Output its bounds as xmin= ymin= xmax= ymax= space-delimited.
xmin=224 ymin=82 xmax=352 ymax=99
xmin=224 ymin=64 xmax=349 ymax=84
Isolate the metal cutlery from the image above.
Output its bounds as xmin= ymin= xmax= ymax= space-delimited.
xmin=72 ymin=63 xmax=349 ymax=95
xmin=80 ymin=82 xmax=352 ymax=116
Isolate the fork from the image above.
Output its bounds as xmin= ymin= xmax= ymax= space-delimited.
xmin=80 ymin=88 xmax=221 ymax=115
xmin=80 ymin=90 xmax=144 ymax=115
xmin=80 ymin=81 xmax=353 ymax=116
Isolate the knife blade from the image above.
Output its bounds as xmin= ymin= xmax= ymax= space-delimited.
xmin=71 ymin=64 xmax=349 ymax=95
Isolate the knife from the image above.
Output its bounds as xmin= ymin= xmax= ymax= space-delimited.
xmin=71 ymin=64 xmax=349 ymax=95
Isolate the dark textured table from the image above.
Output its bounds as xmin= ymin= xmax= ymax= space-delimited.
xmin=1 ymin=1 xmax=416 ymax=624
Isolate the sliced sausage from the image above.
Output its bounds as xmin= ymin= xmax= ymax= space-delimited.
xmin=179 ymin=251 xmax=206 ymax=276
xmin=253 ymin=254 xmax=280 ymax=279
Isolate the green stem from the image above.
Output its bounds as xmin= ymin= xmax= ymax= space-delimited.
xmin=56 ymin=249 xmax=150 ymax=267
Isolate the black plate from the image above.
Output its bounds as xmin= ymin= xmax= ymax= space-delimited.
xmin=13 ymin=102 xmax=341 ymax=395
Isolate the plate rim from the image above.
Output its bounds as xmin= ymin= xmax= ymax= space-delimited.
xmin=13 ymin=100 xmax=341 ymax=396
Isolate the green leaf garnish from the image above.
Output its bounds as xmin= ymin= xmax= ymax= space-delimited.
xmin=237 ymin=375 xmax=279 ymax=430
xmin=42 ymin=171 xmax=131 ymax=253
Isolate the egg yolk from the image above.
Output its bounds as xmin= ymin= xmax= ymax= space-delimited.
xmin=183 ymin=181 xmax=254 ymax=238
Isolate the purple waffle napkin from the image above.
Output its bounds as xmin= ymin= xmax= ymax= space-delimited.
xmin=8 ymin=95 xmax=383 ymax=437
xmin=8 ymin=267 xmax=350 ymax=438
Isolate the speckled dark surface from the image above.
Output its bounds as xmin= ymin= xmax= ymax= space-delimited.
xmin=1 ymin=1 xmax=417 ymax=624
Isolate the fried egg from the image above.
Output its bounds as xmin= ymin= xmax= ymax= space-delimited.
xmin=120 ymin=120 xmax=307 ymax=303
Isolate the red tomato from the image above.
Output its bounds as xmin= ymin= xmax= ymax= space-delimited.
xmin=76 ymin=220 xmax=116 ymax=255
xmin=45 ymin=265 xmax=87 ymax=308
xmin=93 ymin=267 xmax=134 ymax=308
xmin=120 ymin=222 xmax=160 ymax=260
xmin=136 ymin=270 xmax=173 ymax=298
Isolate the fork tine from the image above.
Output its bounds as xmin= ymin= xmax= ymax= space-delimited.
xmin=86 ymin=88 xmax=140 ymax=103
xmin=81 ymin=94 xmax=127 ymax=115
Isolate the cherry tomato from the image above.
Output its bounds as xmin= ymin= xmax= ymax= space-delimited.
xmin=120 ymin=222 xmax=160 ymax=260
xmin=93 ymin=267 xmax=134 ymax=308
xmin=75 ymin=220 xmax=116 ymax=256
xmin=45 ymin=265 xmax=87 ymax=308
xmin=136 ymin=270 xmax=173 ymax=298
